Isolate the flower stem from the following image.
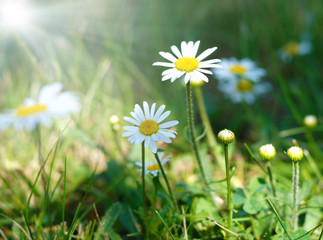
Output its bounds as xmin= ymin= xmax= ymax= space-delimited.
xmin=266 ymin=161 xmax=277 ymax=198
xmin=141 ymin=143 xmax=149 ymax=239
xmin=154 ymin=153 xmax=178 ymax=213
xmin=224 ymin=144 xmax=232 ymax=236
xmin=185 ymin=82 xmax=209 ymax=189
xmin=194 ymin=86 xmax=224 ymax=171
xmin=292 ymin=161 xmax=299 ymax=232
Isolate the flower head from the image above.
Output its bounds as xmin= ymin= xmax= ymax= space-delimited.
xmin=279 ymin=41 xmax=311 ymax=62
xmin=259 ymin=144 xmax=276 ymax=161
xmin=304 ymin=115 xmax=317 ymax=128
xmin=122 ymin=101 xmax=178 ymax=153
xmin=153 ymin=41 xmax=221 ymax=84
xmin=287 ymin=146 xmax=303 ymax=162
xmin=218 ymin=129 xmax=235 ymax=144
xmin=217 ymin=77 xmax=271 ymax=104
xmin=212 ymin=58 xmax=266 ymax=82
xmin=135 ymin=152 xmax=171 ymax=177
xmin=0 ymin=83 xmax=81 ymax=131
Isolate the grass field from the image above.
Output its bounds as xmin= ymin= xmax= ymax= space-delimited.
xmin=0 ymin=0 xmax=323 ymax=239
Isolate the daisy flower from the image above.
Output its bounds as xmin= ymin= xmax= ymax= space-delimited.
xmin=122 ymin=101 xmax=178 ymax=153
xmin=135 ymin=152 xmax=171 ymax=177
xmin=212 ymin=58 xmax=266 ymax=82
xmin=153 ymin=41 xmax=221 ymax=84
xmin=217 ymin=78 xmax=271 ymax=104
xmin=0 ymin=82 xmax=81 ymax=131
xmin=279 ymin=41 xmax=311 ymax=62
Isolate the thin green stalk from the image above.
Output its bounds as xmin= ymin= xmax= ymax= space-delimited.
xmin=224 ymin=144 xmax=232 ymax=237
xmin=62 ymin=157 xmax=67 ymax=239
xmin=155 ymin=210 xmax=175 ymax=240
xmin=154 ymin=153 xmax=178 ymax=213
xmin=194 ymin=87 xmax=223 ymax=170
xmin=266 ymin=162 xmax=277 ymax=198
xmin=185 ymin=82 xmax=209 ymax=189
xmin=141 ymin=143 xmax=149 ymax=239
xmin=292 ymin=161 xmax=299 ymax=232
xmin=244 ymin=143 xmax=267 ymax=174
xmin=267 ymin=198 xmax=292 ymax=240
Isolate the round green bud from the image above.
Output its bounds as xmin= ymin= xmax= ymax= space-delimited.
xmin=287 ymin=146 xmax=303 ymax=162
xmin=109 ymin=115 xmax=120 ymax=125
xmin=259 ymin=144 xmax=276 ymax=161
xmin=304 ymin=115 xmax=317 ymax=128
xmin=218 ymin=129 xmax=235 ymax=144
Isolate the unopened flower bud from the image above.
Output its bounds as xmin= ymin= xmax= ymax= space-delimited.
xmin=190 ymin=78 xmax=205 ymax=87
xmin=304 ymin=115 xmax=317 ymax=128
xmin=259 ymin=144 xmax=276 ymax=161
xmin=287 ymin=146 xmax=303 ymax=162
xmin=218 ymin=129 xmax=235 ymax=144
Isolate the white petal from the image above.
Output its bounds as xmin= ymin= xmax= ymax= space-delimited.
xmin=159 ymin=52 xmax=177 ymax=63
xmin=143 ymin=101 xmax=150 ymax=119
xmin=162 ymin=73 xmax=176 ymax=81
xmin=123 ymin=117 xmax=140 ymax=126
xmin=150 ymin=103 xmax=156 ymax=119
xmin=159 ymin=120 xmax=178 ymax=129
xmin=181 ymin=41 xmax=189 ymax=57
xmin=162 ymin=68 xmax=176 ymax=76
xmin=159 ymin=130 xmax=176 ymax=138
xmin=149 ymin=138 xmax=157 ymax=153
xmin=156 ymin=132 xmax=172 ymax=143
xmin=199 ymin=63 xmax=222 ymax=68
xmin=184 ymin=73 xmax=191 ymax=84
xmin=157 ymin=110 xmax=170 ymax=123
xmin=123 ymin=126 xmax=139 ymax=131
xmin=171 ymin=45 xmax=182 ymax=58
xmin=122 ymin=131 xmax=135 ymax=137
xmin=151 ymin=134 xmax=159 ymax=141
xmin=171 ymin=71 xmax=185 ymax=82
xmin=134 ymin=104 xmax=145 ymax=121
xmin=199 ymin=59 xmax=220 ymax=65
xmin=144 ymin=137 xmax=151 ymax=148
xmin=135 ymin=135 xmax=146 ymax=144
xmin=135 ymin=162 xmax=142 ymax=167
xmin=130 ymin=111 xmax=142 ymax=123
xmin=38 ymin=83 xmax=63 ymax=104
xmin=196 ymin=47 xmax=217 ymax=61
xmin=153 ymin=105 xmax=166 ymax=121
xmin=191 ymin=41 xmax=200 ymax=58
xmin=153 ymin=62 xmax=175 ymax=67
xmin=187 ymin=41 xmax=194 ymax=57
xmin=196 ymin=69 xmax=213 ymax=75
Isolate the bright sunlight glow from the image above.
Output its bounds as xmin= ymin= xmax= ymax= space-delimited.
xmin=0 ymin=1 xmax=33 ymax=30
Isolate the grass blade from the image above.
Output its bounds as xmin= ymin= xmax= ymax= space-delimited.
xmin=155 ymin=210 xmax=175 ymax=240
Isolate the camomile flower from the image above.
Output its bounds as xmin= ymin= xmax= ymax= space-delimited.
xmin=212 ymin=58 xmax=266 ymax=82
xmin=279 ymin=41 xmax=311 ymax=62
xmin=122 ymin=101 xmax=178 ymax=153
xmin=153 ymin=40 xmax=222 ymax=84
xmin=135 ymin=152 xmax=171 ymax=176
xmin=0 ymin=83 xmax=81 ymax=131
xmin=217 ymin=78 xmax=271 ymax=104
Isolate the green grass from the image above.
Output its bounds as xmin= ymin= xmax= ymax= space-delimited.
xmin=0 ymin=0 xmax=323 ymax=239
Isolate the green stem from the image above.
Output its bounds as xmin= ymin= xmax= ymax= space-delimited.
xmin=154 ymin=153 xmax=178 ymax=213
xmin=141 ymin=143 xmax=149 ymax=239
xmin=266 ymin=162 xmax=277 ymax=198
xmin=185 ymin=82 xmax=209 ymax=189
xmin=292 ymin=161 xmax=299 ymax=232
xmin=194 ymin=87 xmax=223 ymax=170
xmin=224 ymin=144 xmax=232 ymax=236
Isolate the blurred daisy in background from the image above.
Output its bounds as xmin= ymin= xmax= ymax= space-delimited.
xmin=279 ymin=41 xmax=311 ymax=62
xmin=212 ymin=58 xmax=266 ymax=82
xmin=0 ymin=83 xmax=81 ymax=131
xmin=122 ymin=101 xmax=178 ymax=153
xmin=217 ymin=78 xmax=272 ymax=104
xmin=153 ymin=40 xmax=221 ymax=84
xmin=135 ymin=152 xmax=171 ymax=176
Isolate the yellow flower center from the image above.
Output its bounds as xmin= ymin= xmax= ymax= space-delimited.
xmin=139 ymin=119 xmax=159 ymax=136
xmin=284 ymin=42 xmax=300 ymax=56
xmin=16 ymin=104 xmax=47 ymax=117
xmin=237 ymin=79 xmax=253 ymax=92
xmin=175 ymin=57 xmax=199 ymax=72
xmin=147 ymin=163 xmax=160 ymax=171
xmin=230 ymin=64 xmax=247 ymax=75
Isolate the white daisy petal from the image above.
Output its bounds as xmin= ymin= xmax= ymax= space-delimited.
xmin=144 ymin=137 xmax=151 ymax=148
xmin=123 ymin=126 xmax=139 ymax=131
xmin=171 ymin=45 xmax=182 ymax=58
xmin=122 ymin=131 xmax=135 ymax=137
xmin=159 ymin=120 xmax=178 ymax=128
xmin=192 ymin=41 xmax=200 ymax=58
xmin=162 ymin=73 xmax=176 ymax=81
xmin=134 ymin=104 xmax=145 ymax=121
xmin=130 ymin=111 xmax=142 ymax=123
xmin=181 ymin=41 xmax=188 ymax=57
xmin=153 ymin=105 xmax=166 ymax=120
xmin=196 ymin=69 xmax=213 ymax=75
xmin=123 ymin=117 xmax=140 ymax=126
xmin=196 ymin=47 xmax=217 ymax=61
xmin=159 ymin=130 xmax=176 ymax=138
xmin=143 ymin=101 xmax=150 ymax=119
xmin=159 ymin=52 xmax=177 ymax=63
xmin=150 ymin=103 xmax=156 ymax=119
xmin=135 ymin=135 xmax=146 ymax=144
xmin=157 ymin=110 xmax=171 ymax=123
xmin=156 ymin=132 xmax=172 ymax=143
xmin=162 ymin=68 xmax=176 ymax=76
xmin=149 ymin=139 xmax=157 ymax=153
xmin=152 ymin=62 xmax=175 ymax=67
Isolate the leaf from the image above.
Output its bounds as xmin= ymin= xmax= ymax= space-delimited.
xmin=196 ymin=125 xmax=207 ymax=142
xmin=291 ymin=229 xmax=311 ymax=240
xmin=243 ymin=199 xmax=262 ymax=214
xmin=233 ymin=188 xmax=247 ymax=205
xmin=102 ymin=202 xmax=121 ymax=232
